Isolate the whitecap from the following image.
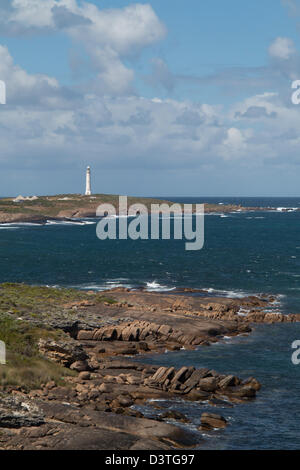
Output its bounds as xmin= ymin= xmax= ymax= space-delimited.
xmin=72 ymin=280 xmax=135 ymax=291
xmin=5 ymin=222 xmax=42 ymax=227
xmin=145 ymin=281 xmax=176 ymax=292
xmin=106 ymin=214 xmax=135 ymax=219
xmin=276 ymin=207 xmax=298 ymax=212
xmin=46 ymin=220 xmax=86 ymax=226
xmin=205 ymin=287 xmax=247 ymax=299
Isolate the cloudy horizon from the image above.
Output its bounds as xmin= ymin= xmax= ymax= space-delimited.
xmin=1 ymin=0 xmax=300 ymax=197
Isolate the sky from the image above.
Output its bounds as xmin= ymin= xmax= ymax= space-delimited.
xmin=1 ymin=0 xmax=300 ymax=196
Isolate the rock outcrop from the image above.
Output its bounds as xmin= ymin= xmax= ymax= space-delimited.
xmin=199 ymin=413 xmax=227 ymax=430
xmin=0 ymin=286 xmax=276 ymax=450
xmin=144 ymin=366 xmax=260 ymax=401
xmin=38 ymin=338 xmax=87 ymax=367
xmin=77 ymin=319 xmax=225 ymax=347
xmin=0 ymin=396 xmax=44 ymax=428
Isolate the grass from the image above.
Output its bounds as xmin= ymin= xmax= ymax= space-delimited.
xmin=0 ymin=315 xmax=63 ymax=355
xmin=0 ymin=283 xmax=117 ymax=390
xmin=0 ymin=193 xmax=250 ymax=221
xmin=95 ymin=295 xmax=117 ymax=305
xmin=0 ymin=353 xmax=75 ymax=390
xmin=0 ymin=315 xmax=75 ymax=390
xmin=0 ymin=282 xmax=117 ymax=317
xmin=0 ymin=193 xmax=176 ymax=219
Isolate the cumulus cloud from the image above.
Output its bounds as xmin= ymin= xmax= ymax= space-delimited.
xmin=0 ymin=44 xmax=62 ymax=105
xmin=2 ymin=37 xmax=300 ymax=178
xmin=120 ymin=108 xmax=152 ymax=126
xmin=166 ymin=33 xmax=299 ymax=98
xmin=175 ymin=109 xmax=204 ymax=126
xmin=0 ymin=1 xmax=166 ymax=95
xmin=1 ymin=1 xmax=300 ymax=195
xmin=145 ymin=58 xmax=175 ymax=92
xmin=1 ymin=58 xmax=300 ymax=194
xmin=235 ymin=106 xmax=277 ymax=119
xmin=220 ymin=128 xmax=248 ymax=160
xmin=52 ymin=5 xmax=92 ymax=29
xmin=269 ymin=37 xmax=296 ymax=60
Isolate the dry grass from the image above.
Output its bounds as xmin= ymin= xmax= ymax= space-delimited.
xmin=0 ymin=315 xmax=75 ymax=390
xmin=0 ymin=283 xmax=117 ymax=389
xmin=0 ymin=282 xmax=116 ymax=317
xmin=0 ymin=353 xmax=75 ymax=390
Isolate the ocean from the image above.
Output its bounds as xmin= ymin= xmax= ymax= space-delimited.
xmin=1 ymin=196 xmax=300 ymax=449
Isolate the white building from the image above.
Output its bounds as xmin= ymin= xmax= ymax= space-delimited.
xmin=85 ymin=166 xmax=92 ymax=196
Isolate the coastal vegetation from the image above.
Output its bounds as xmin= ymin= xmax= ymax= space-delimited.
xmin=0 ymin=193 xmax=259 ymax=224
xmin=0 ymin=283 xmax=117 ymax=389
xmin=0 ymin=315 xmax=74 ymax=390
xmin=0 ymin=282 xmax=116 ymax=318
xmin=0 ymin=284 xmax=292 ymax=449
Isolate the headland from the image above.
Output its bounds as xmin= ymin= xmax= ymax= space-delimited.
xmin=0 ymin=283 xmax=298 ymax=450
xmin=0 ymin=193 xmax=289 ymax=224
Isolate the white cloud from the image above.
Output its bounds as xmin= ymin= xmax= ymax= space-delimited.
xmin=1 ymin=2 xmax=300 ymax=195
xmin=1 ymin=1 xmax=166 ymax=95
xmin=2 ymin=42 xmax=300 ymax=176
xmin=145 ymin=58 xmax=175 ymax=92
xmin=268 ymin=37 xmax=296 ymax=60
xmin=0 ymin=44 xmax=59 ymax=104
xmin=68 ymin=3 xmax=166 ymax=55
xmin=220 ymin=128 xmax=248 ymax=160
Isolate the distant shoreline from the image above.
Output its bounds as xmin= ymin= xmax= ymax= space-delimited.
xmin=0 ymin=193 xmax=296 ymax=224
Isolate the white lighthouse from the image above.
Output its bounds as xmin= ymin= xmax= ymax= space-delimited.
xmin=85 ymin=166 xmax=92 ymax=196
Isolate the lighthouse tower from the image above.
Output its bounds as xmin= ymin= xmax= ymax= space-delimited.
xmin=85 ymin=166 xmax=92 ymax=196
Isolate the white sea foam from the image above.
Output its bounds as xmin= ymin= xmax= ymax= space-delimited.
xmin=145 ymin=281 xmax=176 ymax=292
xmin=205 ymin=212 xmax=224 ymax=216
xmin=205 ymin=287 xmax=247 ymax=299
xmin=276 ymin=207 xmax=298 ymax=212
xmin=2 ymin=222 xmax=42 ymax=227
xmin=237 ymin=307 xmax=250 ymax=317
xmin=107 ymin=214 xmax=135 ymax=219
xmin=263 ymin=309 xmax=282 ymax=315
xmin=46 ymin=220 xmax=89 ymax=226
xmin=148 ymin=399 xmax=169 ymax=402
xmin=71 ymin=219 xmax=97 ymax=225
xmin=72 ymin=279 xmax=135 ymax=292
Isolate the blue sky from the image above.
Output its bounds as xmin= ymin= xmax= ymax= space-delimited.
xmin=0 ymin=0 xmax=300 ymax=196
xmin=2 ymin=1 xmax=298 ymax=100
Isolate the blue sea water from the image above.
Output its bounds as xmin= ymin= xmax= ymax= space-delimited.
xmin=1 ymin=197 xmax=300 ymax=312
xmin=1 ymin=196 xmax=300 ymax=449
xmin=136 ymin=323 xmax=300 ymax=449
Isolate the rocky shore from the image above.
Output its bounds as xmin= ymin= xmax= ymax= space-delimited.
xmin=0 ymin=193 xmax=290 ymax=225
xmin=0 ymin=284 xmax=299 ymax=450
